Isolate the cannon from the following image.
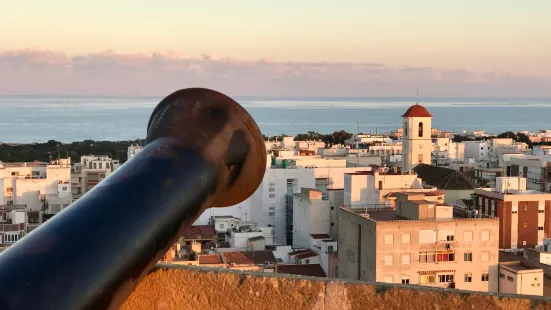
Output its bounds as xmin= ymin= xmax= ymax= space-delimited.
xmin=0 ymin=88 xmax=267 ymax=310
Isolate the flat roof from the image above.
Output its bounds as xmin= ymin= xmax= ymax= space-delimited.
xmin=500 ymin=261 xmax=542 ymax=272
xmin=343 ymin=208 xmax=497 ymax=222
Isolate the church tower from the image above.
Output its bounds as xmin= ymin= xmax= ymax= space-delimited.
xmin=401 ymin=103 xmax=433 ymax=172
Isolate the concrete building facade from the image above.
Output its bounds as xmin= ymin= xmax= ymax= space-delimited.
xmin=338 ymin=192 xmax=499 ymax=293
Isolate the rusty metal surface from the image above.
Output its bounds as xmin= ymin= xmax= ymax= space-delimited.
xmin=147 ymin=88 xmax=266 ymax=208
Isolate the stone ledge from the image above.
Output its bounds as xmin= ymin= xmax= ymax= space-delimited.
xmin=122 ymin=265 xmax=551 ymax=310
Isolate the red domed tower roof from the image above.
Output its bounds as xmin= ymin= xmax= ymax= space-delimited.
xmin=401 ymin=103 xmax=433 ymax=118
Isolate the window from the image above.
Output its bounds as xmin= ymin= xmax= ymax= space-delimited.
xmin=524 ymin=205 xmax=527 ymax=211
xmin=539 ymin=210 xmax=545 ymax=213
xmin=481 ymin=273 xmax=489 ymax=281
xmin=402 ymin=233 xmax=411 ymax=244
xmin=268 ymin=212 xmax=275 ymax=216
xmin=6 ymin=187 xmax=13 ymax=193
xmin=481 ymin=231 xmax=490 ymax=241
xmin=481 ymin=252 xmax=490 ymax=262
xmin=331 ymin=207 xmax=334 ymax=210
xmin=507 ymin=276 xmax=513 ymax=282
xmin=464 ymin=231 xmax=473 ymax=242
xmin=464 ymin=252 xmax=472 ymax=262
xmin=447 ymin=235 xmax=455 ymax=241
xmin=401 ymin=277 xmax=410 ymax=284
xmin=499 ymin=273 xmax=505 ymax=279
xmin=464 ymin=273 xmax=472 ymax=282
xmin=418 ymin=122 xmax=424 ymax=137
xmin=99 ymin=163 xmax=103 ymax=169
xmin=419 ymin=251 xmax=435 ymax=263
xmin=402 ymin=254 xmax=410 ymax=265
xmin=304 ymin=259 xmax=310 ymax=264
xmin=220 ymin=224 xmax=225 ymax=229
xmin=328 ymin=246 xmax=334 ymax=253
xmin=512 ymin=210 xmax=518 ymax=214
xmin=420 ymin=275 xmax=436 ymax=284
xmin=268 ymin=194 xmax=275 ymax=198
xmin=269 ymin=188 xmax=275 ymax=192
xmin=384 ymin=255 xmax=393 ymax=266
xmin=62 ymin=186 xmax=67 ymax=191
xmin=438 ymin=274 xmax=454 ymax=283
xmin=331 ymin=223 xmax=334 ymax=227
xmin=539 ymin=227 xmax=544 ymax=231
xmin=384 ymin=234 xmax=394 ymax=245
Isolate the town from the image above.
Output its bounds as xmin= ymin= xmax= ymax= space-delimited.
xmin=1 ymin=103 xmax=551 ymax=297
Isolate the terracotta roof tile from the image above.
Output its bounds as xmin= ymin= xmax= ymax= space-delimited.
xmin=241 ymin=251 xmax=277 ymax=264
xmin=222 ymin=252 xmax=253 ymax=265
xmin=182 ymin=225 xmax=217 ymax=240
xmin=288 ymin=249 xmax=312 ymax=256
xmin=198 ymin=254 xmax=223 ymax=265
xmin=401 ymin=103 xmax=433 ymax=118
xmin=295 ymin=251 xmax=318 ymax=259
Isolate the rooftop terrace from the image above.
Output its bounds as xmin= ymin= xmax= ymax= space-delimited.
xmin=121 ymin=265 xmax=551 ymax=310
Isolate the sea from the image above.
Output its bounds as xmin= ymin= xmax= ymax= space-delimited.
xmin=0 ymin=96 xmax=550 ymax=143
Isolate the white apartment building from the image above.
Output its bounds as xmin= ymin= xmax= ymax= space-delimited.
xmin=292 ymin=188 xmax=331 ymax=249
xmin=343 ymin=168 xmax=444 ymax=207
xmin=338 ymin=192 xmax=500 ymax=292
xmin=0 ymin=208 xmax=26 ymax=247
xmin=71 ymin=155 xmax=120 ymax=199
xmin=127 ymin=145 xmax=143 ymax=161
xmin=0 ymin=159 xmax=72 ymax=212
xmin=248 ymin=167 xmax=316 ymax=245
xmin=508 ymin=155 xmax=551 ymax=193
xmin=463 ymin=141 xmax=491 ymax=162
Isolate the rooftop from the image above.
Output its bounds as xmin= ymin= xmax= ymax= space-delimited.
xmin=182 ymin=225 xmax=217 ymax=240
xmin=401 ymin=103 xmax=433 ymax=118
xmin=295 ymin=251 xmax=319 ymax=260
xmin=342 ymin=207 xmax=497 ymax=223
xmin=198 ymin=254 xmax=223 ymax=265
xmin=501 ymin=261 xmax=543 ymax=273
xmin=310 ymin=234 xmax=331 ymax=239
xmin=121 ymin=265 xmax=551 ymax=310
xmin=413 ymin=164 xmax=479 ymax=190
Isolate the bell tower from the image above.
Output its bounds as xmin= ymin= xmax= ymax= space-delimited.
xmin=401 ymin=103 xmax=433 ymax=171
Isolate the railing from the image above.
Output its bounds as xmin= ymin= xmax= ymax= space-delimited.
xmin=0 ymin=88 xmax=266 ymax=310
xmin=342 ymin=204 xmax=394 ymax=214
xmin=0 ymin=204 xmax=26 ymax=211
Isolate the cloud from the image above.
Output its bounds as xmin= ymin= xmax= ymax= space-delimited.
xmin=0 ymin=48 xmax=549 ymax=97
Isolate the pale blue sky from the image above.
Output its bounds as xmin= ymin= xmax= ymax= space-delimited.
xmin=1 ymin=1 xmax=550 ymax=96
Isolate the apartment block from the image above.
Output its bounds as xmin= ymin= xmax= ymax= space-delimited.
xmin=338 ymin=192 xmax=499 ymax=292
xmin=473 ymin=177 xmax=551 ymax=249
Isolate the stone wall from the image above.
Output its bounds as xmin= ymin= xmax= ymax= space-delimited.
xmin=122 ymin=265 xmax=551 ymax=310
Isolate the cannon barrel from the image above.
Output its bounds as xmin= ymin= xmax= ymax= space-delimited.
xmin=0 ymin=88 xmax=266 ymax=310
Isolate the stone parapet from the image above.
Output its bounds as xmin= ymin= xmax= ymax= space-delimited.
xmin=122 ymin=265 xmax=551 ymax=310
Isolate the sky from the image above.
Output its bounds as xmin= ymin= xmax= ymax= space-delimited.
xmin=1 ymin=0 xmax=550 ymax=97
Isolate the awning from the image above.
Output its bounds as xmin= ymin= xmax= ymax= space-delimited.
xmin=418 ymin=270 xmax=455 ymax=275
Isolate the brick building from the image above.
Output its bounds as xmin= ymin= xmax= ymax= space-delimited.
xmin=473 ymin=177 xmax=551 ymax=249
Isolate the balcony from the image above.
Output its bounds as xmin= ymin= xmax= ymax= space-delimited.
xmin=121 ymin=265 xmax=551 ymax=309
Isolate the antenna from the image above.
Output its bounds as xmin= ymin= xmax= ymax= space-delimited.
xmin=416 ymin=88 xmax=419 ymax=104
xmin=356 ymin=121 xmax=360 ymax=166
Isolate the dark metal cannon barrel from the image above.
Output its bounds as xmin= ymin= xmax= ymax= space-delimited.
xmin=0 ymin=88 xmax=267 ymax=310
